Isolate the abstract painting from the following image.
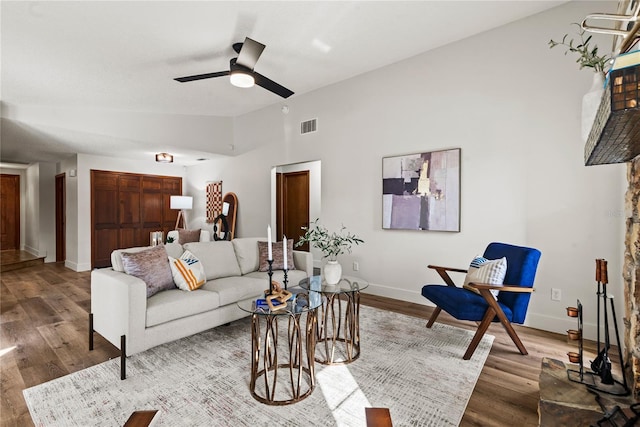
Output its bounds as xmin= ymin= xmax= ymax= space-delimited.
xmin=382 ymin=148 xmax=460 ymax=232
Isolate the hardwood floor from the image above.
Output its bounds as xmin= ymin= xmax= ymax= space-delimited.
xmin=1 ymin=263 xmax=598 ymax=426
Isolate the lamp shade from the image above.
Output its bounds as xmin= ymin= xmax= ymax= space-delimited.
xmin=170 ymin=195 xmax=193 ymax=210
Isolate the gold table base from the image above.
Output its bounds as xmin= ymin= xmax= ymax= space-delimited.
xmin=316 ymin=290 xmax=361 ymax=365
xmin=249 ymin=309 xmax=317 ymax=405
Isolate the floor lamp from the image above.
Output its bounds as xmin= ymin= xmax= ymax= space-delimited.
xmin=170 ymin=195 xmax=193 ymax=229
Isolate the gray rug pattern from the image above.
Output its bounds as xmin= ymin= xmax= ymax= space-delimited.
xmin=24 ymin=305 xmax=493 ymax=426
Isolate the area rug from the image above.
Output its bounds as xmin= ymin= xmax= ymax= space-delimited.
xmin=24 ymin=305 xmax=493 ymax=426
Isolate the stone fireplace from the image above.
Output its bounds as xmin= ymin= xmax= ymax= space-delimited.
xmin=624 ymin=157 xmax=640 ymax=399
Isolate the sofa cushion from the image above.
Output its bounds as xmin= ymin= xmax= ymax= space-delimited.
xmin=146 ymin=289 xmax=220 ymax=327
xmin=111 ymin=246 xmax=152 ymax=272
xmin=183 ymin=241 xmax=242 ymax=280
xmin=120 ymin=245 xmax=175 ymax=298
xmin=178 ymin=228 xmax=201 ymax=244
xmin=200 ymin=276 xmax=265 ymax=306
xmin=169 ymin=250 xmax=206 ymax=291
xmin=258 ymin=240 xmax=295 ymax=271
xmin=164 ymin=242 xmax=184 ymax=259
xmin=232 ymin=237 xmax=263 ymax=275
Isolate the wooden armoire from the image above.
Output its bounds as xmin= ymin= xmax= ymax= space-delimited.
xmin=91 ymin=170 xmax=182 ymax=268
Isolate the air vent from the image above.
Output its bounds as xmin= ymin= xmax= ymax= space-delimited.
xmin=300 ymin=118 xmax=318 ymax=135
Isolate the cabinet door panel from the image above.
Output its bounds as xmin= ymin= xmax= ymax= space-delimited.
xmin=94 ymin=229 xmax=118 ymax=268
xmin=142 ymin=192 xmax=162 ymax=226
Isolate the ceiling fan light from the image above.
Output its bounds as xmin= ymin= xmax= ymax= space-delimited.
xmin=230 ymin=71 xmax=254 ymax=88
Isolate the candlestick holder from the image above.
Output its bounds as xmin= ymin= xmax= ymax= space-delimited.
xmin=267 ymin=259 xmax=274 ymax=295
xmin=283 ymin=268 xmax=289 ymax=290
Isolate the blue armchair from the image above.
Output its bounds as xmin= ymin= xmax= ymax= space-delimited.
xmin=421 ymin=242 xmax=541 ymax=359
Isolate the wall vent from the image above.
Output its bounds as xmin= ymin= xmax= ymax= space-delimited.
xmin=300 ymin=118 xmax=318 ymax=135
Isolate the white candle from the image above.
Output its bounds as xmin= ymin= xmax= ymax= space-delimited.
xmin=267 ymin=225 xmax=273 ymax=260
xmin=283 ymin=235 xmax=287 ymax=270
xmin=222 ymin=202 xmax=230 ymax=216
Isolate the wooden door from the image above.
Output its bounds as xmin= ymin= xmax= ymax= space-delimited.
xmin=278 ymin=171 xmax=310 ymax=250
xmin=55 ymin=173 xmax=66 ymax=262
xmin=0 ymin=174 xmax=20 ymax=250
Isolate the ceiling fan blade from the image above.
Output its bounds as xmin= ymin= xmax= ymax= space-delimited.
xmin=236 ymin=37 xmax=265 ymax=70
xmin=254 ymin=72 xmax=294 ymax=98
xmin=174 ymin=71 xmax=229 ymax=83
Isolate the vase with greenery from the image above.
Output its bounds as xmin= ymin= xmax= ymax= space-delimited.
xmin=548 ymin=23 xmax=610 ymax=74
xmin=296 ymin=219 xmax=364 ymax=285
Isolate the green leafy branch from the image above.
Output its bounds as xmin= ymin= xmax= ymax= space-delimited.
xmin=296 ymin=218 xmax=364 ymax=260
xmin=549 ymin=23 xmax=610 ymax=73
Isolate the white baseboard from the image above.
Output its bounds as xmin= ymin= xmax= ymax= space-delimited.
xmin=65 ymin=260 xmax=92 ymax=272
xmin=24 ymin=245 xmax=39 ymax=256
xmin=364 ymin=281 xmax=434 ymax=307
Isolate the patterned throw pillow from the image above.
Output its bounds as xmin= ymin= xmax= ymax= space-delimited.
xmin=121 ymin=245 xmax=175 ymax=298
xmin=177 ymin=229 xmax=201 ymax=244
xmin=169 ymin=250 xmax=206 ymax=291
xmin=462 ymin=255 xmax=507 ymax=299
xmin=257 ymin=240 xmax=295 ymax=271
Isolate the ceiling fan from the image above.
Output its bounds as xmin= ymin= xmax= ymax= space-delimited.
xmin=174 ymin=37 xmax=294 ymax=99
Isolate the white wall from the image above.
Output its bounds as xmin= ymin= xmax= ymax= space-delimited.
xmin=59 ymin=155 xmax=78 ymax=269
xmin=22 ymin=162 xmax=56 ymax=261
xmin=68 ymin=153 xmax=186 ymax=271
xmin=186 ymin=1 xmax=626 ymax=340
xmin=38 ymin=162 xmax=56 ymax=262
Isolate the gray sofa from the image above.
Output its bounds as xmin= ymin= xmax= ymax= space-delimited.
xmin=90 ymin=237 xmax=312 ymax=379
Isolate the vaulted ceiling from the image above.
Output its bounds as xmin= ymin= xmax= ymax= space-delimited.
xmin=1 ymin=1 xmax=565 ymax=165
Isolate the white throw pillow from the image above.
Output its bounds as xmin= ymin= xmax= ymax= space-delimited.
xmin=462 ymin=255 xmax=507 ymax=299
xmin=169 ymin=250 xmax=206 ymax=291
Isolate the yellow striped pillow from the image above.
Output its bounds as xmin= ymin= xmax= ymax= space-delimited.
xmin=169 ymin=250 xmax=206 ymax=291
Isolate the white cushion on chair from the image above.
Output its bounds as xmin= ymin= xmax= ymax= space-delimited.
xmin=462 ymin=255 xmax=507 ymax=299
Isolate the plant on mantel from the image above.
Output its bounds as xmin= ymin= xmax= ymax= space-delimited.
xmin=296 ymin=218 xmax=364 ymax=262
xmin=549 ymin=23 xmax=611 ymax=74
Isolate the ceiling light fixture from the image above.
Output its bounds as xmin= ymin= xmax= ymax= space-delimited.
xmin=155 ymin=152 xmax=173 ymax=163
xmin=229 ymin=70 xmax=255 ymax=88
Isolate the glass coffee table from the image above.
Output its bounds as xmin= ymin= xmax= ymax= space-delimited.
xmin=299 ymin=275 xmax=369 ymax=365
xmin=237 ymin=290 xmax=322 ymax=405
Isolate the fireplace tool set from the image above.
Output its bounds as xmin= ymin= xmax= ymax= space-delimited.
xmin=566 ymin=259 xmax=629 ymax=397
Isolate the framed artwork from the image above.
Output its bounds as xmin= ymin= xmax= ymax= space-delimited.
xmin=382 ymin=148 xmax=460 ymax=232
xmin=206 ymin=181 xmax=223 ymax=223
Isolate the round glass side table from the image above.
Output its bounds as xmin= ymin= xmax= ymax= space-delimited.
xmin=237 ymin=290 xmax=322 ymax=405
xmin=298 ymin=275 xmax=369 ymax=365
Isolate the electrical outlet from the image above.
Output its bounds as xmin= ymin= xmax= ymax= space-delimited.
xmin=551 ymin=288 xmax=562 ymax=301
xmin=353 ymin=261 xmax=359 ymax=271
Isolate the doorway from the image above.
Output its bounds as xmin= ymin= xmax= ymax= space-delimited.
xmin=55 ymin=173 xmax=66 ymax=262
xmin=0 ymin=174 xmax=20 ymax=250
xmin=277 ymin=171 xmax=310 ymax=250
xmin=272 ymin=160 xmax=321 ymax=258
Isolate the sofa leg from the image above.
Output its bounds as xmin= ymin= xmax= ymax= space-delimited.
xmin=121 ymin=335 xmax=126 ymax=380
xmin=89 ymin=313 xmax=94 ymax=351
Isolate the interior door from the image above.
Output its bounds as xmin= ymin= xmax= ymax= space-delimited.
xmin=278 ymin=171 xmax=310 ymax=251
xmin=0 ymin=174 xmax=20 ymax=250
xmin=55 ymin=173 xmax=66 ymax=262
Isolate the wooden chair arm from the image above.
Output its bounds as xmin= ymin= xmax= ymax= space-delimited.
xmin=427 ymin=265 xmax=468 ymax=274
xmin=467 ymin=282 xmax=535 ymax=293
xmin=427 ymin=264 xmax=468 ymax=287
